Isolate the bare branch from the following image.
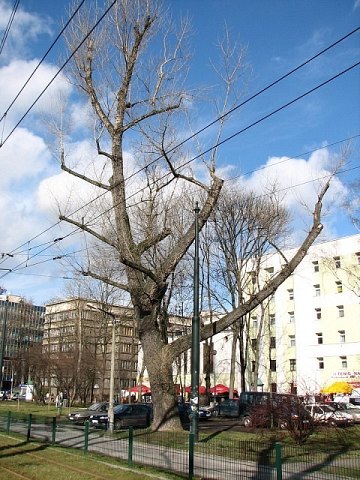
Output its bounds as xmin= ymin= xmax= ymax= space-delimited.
xmin=60 ymin=150 xmax=111 ymax=191
xmin=81 ymin=269 xmax=130 ymax=292
xmin=137 ymin=228 xmax=172 ymax=254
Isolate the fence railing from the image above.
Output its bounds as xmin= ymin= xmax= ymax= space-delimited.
xmin=0 ymin=411 xmax=359 ymax=480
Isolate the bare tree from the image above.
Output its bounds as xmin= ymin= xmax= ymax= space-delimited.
xmin=201 ymin=186 xmax=290 ymax=393
xmin=53 ymin=1 xmax=334 ymax=430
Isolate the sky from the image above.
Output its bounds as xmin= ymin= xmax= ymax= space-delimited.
xmin=0 ymin=0 xmax=359 ymax=306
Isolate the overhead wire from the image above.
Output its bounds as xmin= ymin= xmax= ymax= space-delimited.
xmin=0 ymin=0 xmax=88 ymax=127
xmin=0 ymin=26 xmax=359 ymax=276
xmin=4 ymin=160 xmax=360 ymax=280
xmin=2 ymin=131 xmax=359 ymax=277
xmin=0 ymin=0 xmax=117 ymax=148
xmin=1 ymin=59 xmax=359 ymax=274
xmin=0 ymin=0 xmax=20 ymax=56
xmin=1 ymin=24 xmax=358 ymax=263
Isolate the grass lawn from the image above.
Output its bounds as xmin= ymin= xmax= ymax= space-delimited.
xmin=0 ymin=433 xmax=185 ymax=480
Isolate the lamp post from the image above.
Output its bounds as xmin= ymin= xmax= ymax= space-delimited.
xmin=190 ymin=202 xmax=200 ymax=442
xmin=87 ymin=304 xmax=116 ymax=433
xmin=0 ymin=299 xmax=9 ymax=392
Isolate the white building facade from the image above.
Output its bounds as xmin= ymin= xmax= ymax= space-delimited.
xmin=245 ymin=234 xmax=360 ymax=396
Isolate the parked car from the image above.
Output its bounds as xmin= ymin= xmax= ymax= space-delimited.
xmin=90 ymin=403 xmax=152 ymax=429
xmin=217 ymin=398 xmax=240 ymax=418
xmin=178 ymin=402 xmax=213 ymax=423
xmin=304 ymin=403 xmax=354 ymax=427
xmin=349 ymin=397 xmax=360 ymax=407
xmin=11 ymin=392 xmax=26 ymax=401
xmin=68 ymin=401 xmax=109 ymax=425
xmin=328 ymin=402 xmax=360 ymax=423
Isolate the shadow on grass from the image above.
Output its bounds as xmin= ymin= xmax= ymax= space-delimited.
xmin=284 ymin=444 xmax=352 ymax=479
xmin=0 ymin=439 xmax=49 ymax=459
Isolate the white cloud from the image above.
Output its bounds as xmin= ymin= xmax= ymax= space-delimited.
xmin=0 ymin=0 xmax=52 ymax=62
xmin=0 ymin=59 xmax=71 ymax=133
xmin=0 ymin=127 xmax=51 ymax=187
xmin=235 ymin=148 xmax=348 ymax=238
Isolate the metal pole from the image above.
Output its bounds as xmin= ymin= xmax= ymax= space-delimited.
xmin=86 ymin=304 xmax=116 ymax=433
xmin=190 ymin=202 xmax=200 ymax=442
xmin=0 ymin=300 xmax=9 ymax=391
xmin=108 ymin=316 xmax=116 ymax=433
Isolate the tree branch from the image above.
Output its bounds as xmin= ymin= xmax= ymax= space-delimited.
xmin=59 ymin=214 xmax=117 ymax=248
xmin=137 ymin=228 xmax=172 ymax=255
xmin=123 ymin=102 xmax=182 ymax=132
xmin=161 ymin=175 xmax=224 ymax=280
xmin=60 ymin=150 xmax=111 ymax=191
xmin=167 ymin=178 xmax=331 ymax=359
xmin=81 ymin=269 xmax=129 ymax=292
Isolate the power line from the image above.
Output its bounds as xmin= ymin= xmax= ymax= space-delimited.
xmin=0 ymin=0 xmax=87 ymax=126
xmin=1 ymin=58 xmax=359 ymax=273
xmin=0 ymin=0 xmax=117 ymax=148
xmin=2 ymin=138 xmax=359 ymax=278
xmin=0 ymin=31 xmax=359 ymax=270
xmin=0 ymin=0 xmax=20 ymax=56
xmin=5 ymin=162 xmax=360 ymax=278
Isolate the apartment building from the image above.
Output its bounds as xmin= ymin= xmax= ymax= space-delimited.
xmin=0 ymin=294 xmax=45 ymax=392
xmin=44 ymin=299 xmax=139 ymax=401
xmin=249 ymin=234 xmax=360 ymax=396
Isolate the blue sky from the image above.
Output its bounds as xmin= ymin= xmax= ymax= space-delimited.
xmin=0 ymin=0 xmax=359 ymax=305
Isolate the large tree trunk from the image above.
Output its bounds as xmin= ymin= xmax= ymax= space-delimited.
xmin=139 ymin=311 xmax=181 ymax=430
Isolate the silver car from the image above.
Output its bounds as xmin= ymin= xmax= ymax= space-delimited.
xmin=304 ymin=403 xmax=354 ymax=427
xmin=329 ymin=402 xmax=360 ymax=423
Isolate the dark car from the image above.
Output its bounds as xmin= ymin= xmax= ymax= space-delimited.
xmin=90 ymin=403 xmax=152 ymax=429
xmin=217 ymin=398 xmax=240 ymax=417
xmin=68 ymin=401 xmax=109 ymax=425
xmin=178 ymin=402 xmax=213 ymax=423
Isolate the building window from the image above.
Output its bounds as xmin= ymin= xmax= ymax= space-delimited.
xmin=314 ymin=284 xmax=321 ymax=296
xmin=318 ymin=357 xmax=324 ymax=369
xmin=338 ymin=330 xmax=345 ymax=343
xmin=356 ymin=252 xmax=360 ymax=265
xmin=271 ymin=382 xmax=277 ymax=393
xmin=289 ymin=335 xmax=296 ymax=347
xmin=251 ymin=361 xmax=256 ymax=372
xmin=316 ymin=332 xmax=323 ymax=344
xmin=288 ymin=288 xmax=294 ymax=300
xmin=334 ymin=256 xmax=341 ymax=269
xmin=269 ymin=314 xmax=275 ymax=325
xmin=251 ymin=315 xmax=258 ymax=329
xmin=315 ymin=308 xmax=321 ymax=320
xmin=251 ymin=338 xmax=257 ymax=350
xmin=265 ymin=266 xmax=274 ymax=274
xmin=249 ymin=271 xmax=257 ymax=285
xmin=270 ymin=336 xmax=276 ymax=349
xmin=290 ymin=359 xmax=296 ymax=371
xmin=313 ymin=261 xmax=319 ymax=272
xmin=340 ymin=356 xmax=347 ymax=368
xmin=337 ymin=305 xmax=344 ymax=317
xmin=288 ymin=311 xmax=295 ymax=323
xmin=336 ymin=281 xmax=343 ymax=293
xmin=270 ymin=359 xmax=276 ymax=372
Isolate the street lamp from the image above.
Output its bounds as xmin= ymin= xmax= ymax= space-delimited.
xmin=190 ymin=202 xmax=200 ymax=442
xmin=87 ymin=304 xmax=116 ymax=433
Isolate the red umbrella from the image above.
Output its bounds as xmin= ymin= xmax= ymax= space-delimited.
xmin=209 ymin=384 xmax=229 ymax=394
xmin=129 ymin=385 xmax=151 ymax=394
xmin=184 ymin=385 xmax=206 ymax=395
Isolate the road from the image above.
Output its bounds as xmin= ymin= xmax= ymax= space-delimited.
xmin=1 ymin=415 xmax=357 ymax=480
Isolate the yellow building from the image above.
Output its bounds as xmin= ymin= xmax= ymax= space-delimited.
xmin=251 ymin=234 xmax=360 ymax=397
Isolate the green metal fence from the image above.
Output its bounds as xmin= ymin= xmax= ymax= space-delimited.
xmin=0 ymin=411 xmax=359 ymax=479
